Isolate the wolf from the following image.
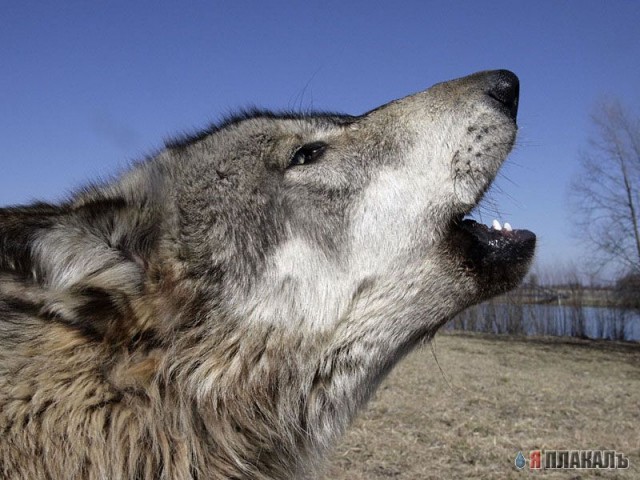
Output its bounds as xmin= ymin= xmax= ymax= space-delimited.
xmin=0 ymin=70 xmax=535 ymax=479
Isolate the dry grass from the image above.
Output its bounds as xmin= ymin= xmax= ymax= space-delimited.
xmin=323 ymin=332 xmax=640 ymax=479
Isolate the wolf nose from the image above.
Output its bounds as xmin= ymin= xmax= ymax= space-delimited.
xmin=485 ymin=70 xmax=519 ymax=120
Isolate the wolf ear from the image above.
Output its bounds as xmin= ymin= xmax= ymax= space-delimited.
xmin=0 ymin=195 xmax=160 ymax=343
xmin=0 ymin=202 xmax=61 ymax=275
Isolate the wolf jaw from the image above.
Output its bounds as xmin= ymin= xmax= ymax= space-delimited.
xmin=441 ymin=70 xmax=535 ymax=297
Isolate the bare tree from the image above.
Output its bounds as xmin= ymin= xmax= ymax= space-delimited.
xmin=569 ymin=99 xmax=640 ymax=276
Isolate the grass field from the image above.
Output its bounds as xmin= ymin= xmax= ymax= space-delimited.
xmin=323 ymin=332 xmax=639 ymax=479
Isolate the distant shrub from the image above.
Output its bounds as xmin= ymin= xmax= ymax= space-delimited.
xmin=614 ymin=272 xmax=640 ymax=310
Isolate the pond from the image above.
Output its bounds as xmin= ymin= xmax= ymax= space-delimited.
xmin=448 ymin=303 xmax=640 ymax=342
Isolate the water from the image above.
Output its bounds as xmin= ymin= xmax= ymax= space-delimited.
xmin=448 ymin=304 xmax=640 ymax=342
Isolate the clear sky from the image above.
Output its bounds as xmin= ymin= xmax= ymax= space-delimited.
xmin=1 ymin=1 xmax=639 ymax=280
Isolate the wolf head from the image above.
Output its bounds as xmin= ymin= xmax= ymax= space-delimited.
xmin=176 ymin=70 xmax=534 ymax=333
xmin=0 ymin=70 xmax=535 ymax=476
xmin=1 ymin=70 xmax=534 ymax=340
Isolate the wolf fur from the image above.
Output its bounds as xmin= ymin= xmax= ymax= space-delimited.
xmin=0 ymin=70 xmax=535 ymax=479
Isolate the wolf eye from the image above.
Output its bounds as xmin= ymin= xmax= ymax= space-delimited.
xmin=289 ymin=142 xmax=327 ymax=167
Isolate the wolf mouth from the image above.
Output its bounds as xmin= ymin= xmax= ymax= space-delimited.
xmin=457 ymin=217 xmax=536 ymax=265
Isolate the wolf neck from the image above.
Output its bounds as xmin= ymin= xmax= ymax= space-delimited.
xmin=164 ymin=298 xmax=434 ymax=478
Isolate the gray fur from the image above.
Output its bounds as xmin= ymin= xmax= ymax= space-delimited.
xmin=0 ymin=70 xmax=535 ymax=479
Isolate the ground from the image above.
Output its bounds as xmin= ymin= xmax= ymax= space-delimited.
xmin=324 ymin=332 xmax=639 ymax=479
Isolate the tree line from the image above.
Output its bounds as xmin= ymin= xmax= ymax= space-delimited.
xmin=569 ymin=99 xmax=640 ymax=289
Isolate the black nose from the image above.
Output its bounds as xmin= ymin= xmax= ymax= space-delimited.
xmin=485 ymin=70 xmax=519 ymax=120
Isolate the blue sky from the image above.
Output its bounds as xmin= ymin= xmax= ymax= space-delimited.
xmin=1 ymin=1 xmax=639 ymax=279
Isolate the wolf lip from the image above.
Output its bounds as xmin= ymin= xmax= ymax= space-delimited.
xmin=458 ymin=218 xmax=536 ymax=264
xmin=461 ymin=218 xmax=534 ymax=242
